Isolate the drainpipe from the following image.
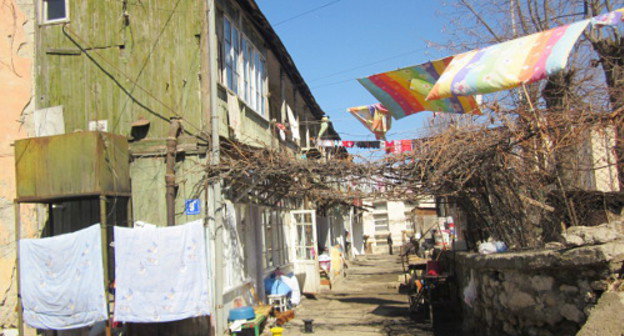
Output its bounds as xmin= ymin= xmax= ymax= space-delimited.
xmin=206 ymin=0 xmax=225 ymax=333
xmin=166 ymin=117 xmax=182 ymax=226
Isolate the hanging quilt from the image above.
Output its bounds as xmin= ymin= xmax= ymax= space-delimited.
xmin=19 ymin=225 xmax=107 ymax=330
xmin=426 ymin=19 xmax=590 ymax=100
xmin=347 ymin=103 xmax=392 ymax=140
xmin=114 ymin=220 xmax=211 ymax=323
xmin=358 ymin=57 xmax=481 ymax=119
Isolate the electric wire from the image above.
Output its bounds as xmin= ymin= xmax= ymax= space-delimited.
xmin=308 ymin=46 xmax=430 ymax=83
xmin=61 ymin=23 xmax=208 ymax=141
xmin=273 ymin=0 xmax=344 ymax=27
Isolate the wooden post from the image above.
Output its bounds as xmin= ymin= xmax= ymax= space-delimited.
xmin=14 ymin=202 xmax=24 ymax=336
xmin=99 ymin=196 xmax=111 ymax=336
xmin=127 ymin=196 xmax=134 ymax=227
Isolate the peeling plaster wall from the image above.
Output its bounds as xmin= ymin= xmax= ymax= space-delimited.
xmin=0 ymin=0 xmax=35 ymax=328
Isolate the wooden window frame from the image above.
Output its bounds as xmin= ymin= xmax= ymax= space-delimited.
xmin=39 ymin=0 xmax=70 ymax=25
xmin=221 ymin=14 xmax=268 ymax=119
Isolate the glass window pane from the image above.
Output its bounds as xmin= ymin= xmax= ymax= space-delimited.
xmin=296 ymin=247 xmax=309 ymax=260
xmin=224 ymin=18 xmax=231 ymax=43
xmin=242 ymin=40 xmax=250 ymax=102
xmin=304 ymin=225 xmax=313 ymax=245
xmin=373 ymin=214 xmax=389 ymax=231
xmin=232 ymin=27 xmax=240 ymax=53
xmin=232 ymin=28 xmax=240 ymax=93
xmin=373 ymin=202 xmax=387 ymax=211
xmin=227 ymin=69 xmax=233 ymax=91
xmin=250 ymin=53 xmax=256 ymax=109
xmin=224 ymin=41 xmax=231 ymax=66
xmin=297 ymin=224 xmax=305 ymax=246
xmin=45 ymin=0 xmax=66 ymax=21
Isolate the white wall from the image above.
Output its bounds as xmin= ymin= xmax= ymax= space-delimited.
xmin=362 ymin=200 xmax=411 ymax=254
xmin=350 ymin=211 xmax=364 ymax=256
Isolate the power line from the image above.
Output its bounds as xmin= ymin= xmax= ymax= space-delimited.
xmin=309 ymin=47 xmax=430 ymax=83
xmin=310 ymin=47 xmax=437 ymax=89
xmin=312 ymin=78 xmax=354 ymax=89
xmin=274 ymin=0 xmax=344 ymax=27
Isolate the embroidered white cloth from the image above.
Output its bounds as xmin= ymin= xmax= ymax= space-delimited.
xmin=113 ymin=220 xmax=211 ymax=322
xmin=19 ymin=224 xmax=107 ymax=330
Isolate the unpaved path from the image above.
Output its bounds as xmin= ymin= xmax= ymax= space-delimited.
xmin=281 ymin=254 xmax=437 ymax=336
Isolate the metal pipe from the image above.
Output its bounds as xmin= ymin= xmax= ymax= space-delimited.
xmin=207 ymin=0 xmax=225 ymax=333
xmin=166 ymin=118 xmax=182 ymax=226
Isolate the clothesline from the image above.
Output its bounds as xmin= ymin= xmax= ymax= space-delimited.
xmin=19 ymin=221 xmax=212 ymax=330
xmin=345 ymin=8 xmax=624 ymax=139
xmin=317 ymin=139 xmax=415 ymax=154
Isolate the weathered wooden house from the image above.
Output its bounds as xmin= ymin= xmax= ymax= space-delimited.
xmin=5 ymin=0 xmax=352 ymax=335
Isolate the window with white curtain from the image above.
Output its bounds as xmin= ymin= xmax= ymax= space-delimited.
xmin=222 ymin=16 xmax=267 ymax=118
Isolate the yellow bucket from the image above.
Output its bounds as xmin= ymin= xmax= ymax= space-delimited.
xmin=270 ymin=327 xmax=284 ymax=336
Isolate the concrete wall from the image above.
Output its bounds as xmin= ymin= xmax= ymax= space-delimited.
xmin=567 ymin=125 xmax=620 ymax=193
xmin=589 ymin=126 xmax=619 ymax=192
xmin=453 ymin=240 xmax=624 ymax=336
xmin=0 ymin=0 xmax=36 ymax=328
xmin=351 ymin=210 xmax=365 ymax=256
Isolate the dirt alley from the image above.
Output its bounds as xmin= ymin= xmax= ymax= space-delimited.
xmin=281 ymin=254 xmax=462 ymax=336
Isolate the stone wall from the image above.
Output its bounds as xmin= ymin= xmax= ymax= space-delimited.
xmin=454 ymin=238 xmax=624 ymax=336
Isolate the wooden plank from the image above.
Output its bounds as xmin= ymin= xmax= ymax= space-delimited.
xmin=99 ymin=196 xmax=112 ymax=336
xmin=15 ymin=203 xmax=24 ymax=336
xmin=37 ymin=0 xmax=204 ymax=138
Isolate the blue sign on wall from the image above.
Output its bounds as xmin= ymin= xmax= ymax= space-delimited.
xmin=185 ymin=199 xmax=201 ymax=215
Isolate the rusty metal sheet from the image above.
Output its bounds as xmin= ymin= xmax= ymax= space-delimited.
xmin=15 ymin=131 xmax=131 ymax=201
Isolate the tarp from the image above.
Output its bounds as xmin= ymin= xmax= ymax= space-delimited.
xmin=358 ymin=57 xmax=481 ymax=119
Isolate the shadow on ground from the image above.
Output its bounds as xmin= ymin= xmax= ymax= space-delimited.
xmin=336 ymin=297 xmax=405 ymax=305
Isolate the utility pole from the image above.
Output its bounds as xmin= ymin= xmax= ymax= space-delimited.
xmin=207 ymin=0 xmax=225 ymax=333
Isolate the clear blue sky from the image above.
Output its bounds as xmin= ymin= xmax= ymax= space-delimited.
xmin=256 ymin=0 xmax=454 ymax=145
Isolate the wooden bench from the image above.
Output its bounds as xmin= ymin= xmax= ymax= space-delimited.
xmin=233 ymin=305 xmax=273 ymax=336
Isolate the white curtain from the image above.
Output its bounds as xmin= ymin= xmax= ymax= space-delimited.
xmin=286 ymin=103 xmax=300 ymax=142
